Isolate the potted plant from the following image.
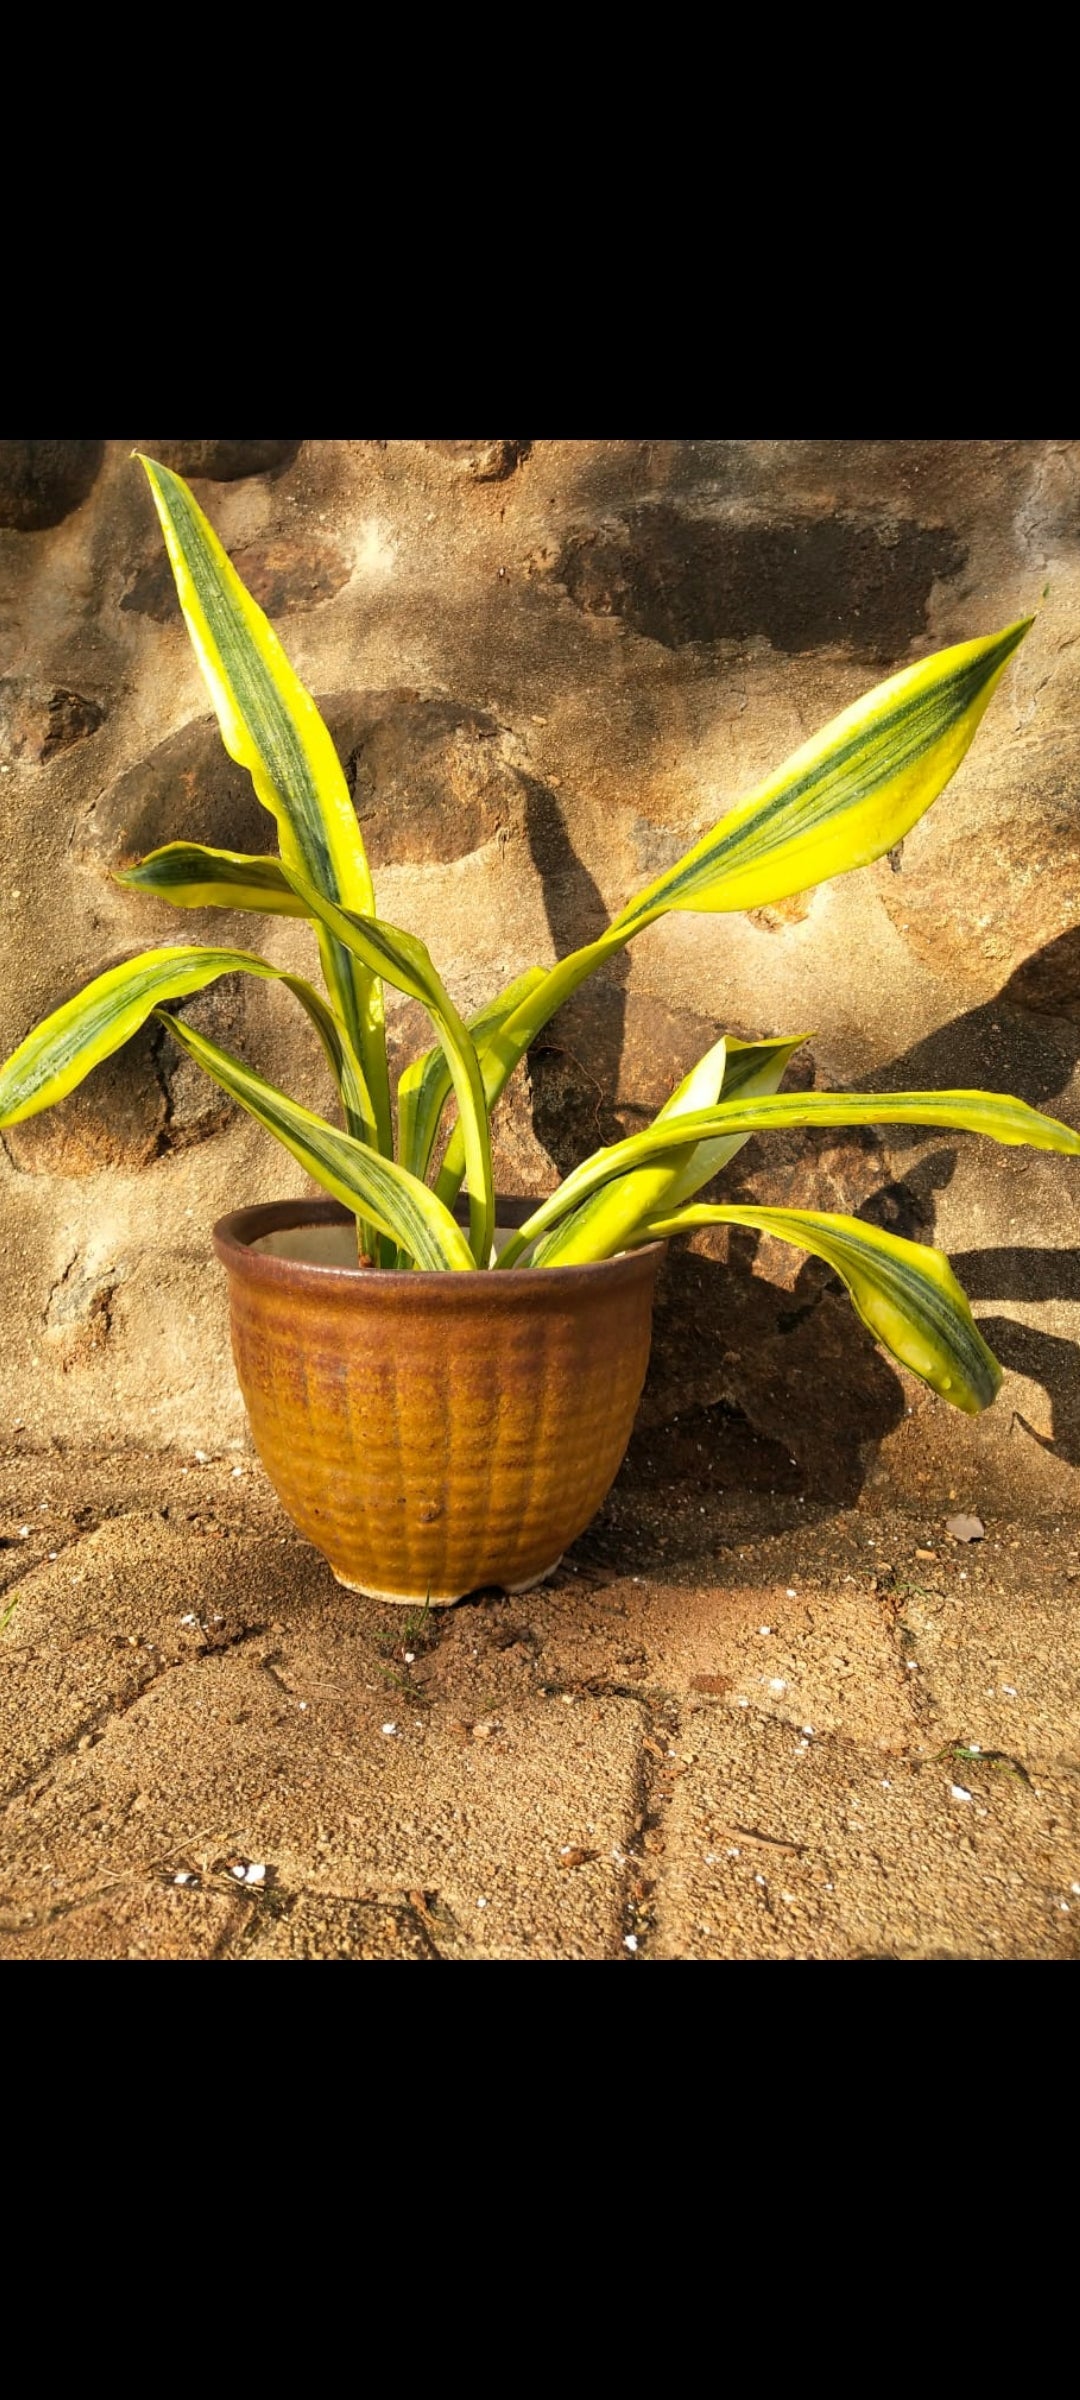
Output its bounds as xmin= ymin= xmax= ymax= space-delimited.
xmin=1 ymin=456 xmax=1076 ymax=1603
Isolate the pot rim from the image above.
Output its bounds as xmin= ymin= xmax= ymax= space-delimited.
xmin=212 ymin=1196 xmax=665 ymax=1299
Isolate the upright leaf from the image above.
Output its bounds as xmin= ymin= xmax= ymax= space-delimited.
xmin=532 ymin=1035 xmax=806 ymax=1264
xmin=136 ymin=456 xmax=392 ymax=1155
xmin=436 ymin=622 xmax=1031 ymax=1205
xmin=398 ymin=967 xmax=549 ymax=1186
xmin=610 ymin=620 xmax=1033 ymax=931
xmin=532 ymin=1037 xmax=726 ymax=1266
xmin=280 ymin=876 xmax=495 ymax=1269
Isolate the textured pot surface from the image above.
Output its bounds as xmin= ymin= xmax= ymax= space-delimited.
xmin=212 ymin=1200 xmax=663 ymax=1604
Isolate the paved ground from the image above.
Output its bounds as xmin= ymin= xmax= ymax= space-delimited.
xmin=2 ymin=1442 xmax=1078 ymax=1960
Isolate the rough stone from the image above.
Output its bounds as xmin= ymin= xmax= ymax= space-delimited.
xmin=876 ymin=773 xmax=1080 ymax=995
xmin=1003 ymin=925 xmax=1080 ymax=1024
xmin=425 ymin=440 xmax=531 ymax=482
xmin=228 ymin=535 xmax=349 ymax=615
xmin=1 ymin=974 xmax=244 ymax=1176
xmin=0 ymin=441 xmax=103 ymax=531
xmin=555 ymin=501 xmax=967 ymax=659
xmin=0 ymin=682 xmax=105 ymax=767
xmin=2 ymin=1021 xmax=167 ymax=1176
xmin=344 ymin=693 xmax=527 ymax=866
xmin=84 ymin=715 xmax=271 ymax=864
xmin=134 ymin=441 xmax=299 ymax=481
xmin=85 ymin=690 xmax=528 ymax=875
xmin=121 ymin=534 xmax=348 ymax=624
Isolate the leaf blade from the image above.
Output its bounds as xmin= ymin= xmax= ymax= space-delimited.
xmin=115 ymin=843 xmax=306 ymax=915
xmin=635 ymin=1203 xmax=1003 ymax=1413
xmin=435 ymin=623 xmax=1030 ymax=1205
xmin=532 ymin=1034 xmax=807 ymax=1265
xmin=136 ymin=455 xmax=392 ymax=1153
xmin=279 ymin=875 xmax=496 ymax=1268
xmin=496 ymin=1086 xmax=1080 ymax=1265
xmin=611 ymin=620 xmax=1034 ymax=929
xmin=155 ymin=1012 xmax=474 ymax=1270
xmin=0 ymin=944 xmax=374 ymax=1140
xmin=398 ymin=966 xmax=549 ymax=1186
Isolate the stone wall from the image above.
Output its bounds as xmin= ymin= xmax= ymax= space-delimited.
xmin=1 ymin=438 xmax=1078 ymax=1511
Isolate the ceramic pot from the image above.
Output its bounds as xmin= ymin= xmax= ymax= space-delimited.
xmin=212 ymin=1198 xmax=664 ymax=1605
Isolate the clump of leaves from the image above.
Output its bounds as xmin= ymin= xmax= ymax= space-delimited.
xmin=2 ymin=456 xmax=1078 ymax=1418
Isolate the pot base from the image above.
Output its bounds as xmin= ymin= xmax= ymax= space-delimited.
xmin=331 ymin=1555 xmax=565 ymax=1608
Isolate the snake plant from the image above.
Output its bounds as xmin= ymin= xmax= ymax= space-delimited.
xmin=2 ymin=454 xmax=1077 ymax=1416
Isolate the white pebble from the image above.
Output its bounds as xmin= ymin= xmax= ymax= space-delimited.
xmin=786 ymin=1588 xmax=796 ymax=1598
xmin=476 ymin=1897 xmax=488 ymax=1909
xmin=404 ymin=1651 xmax=416 ymax=1663
xmin=1002 ymin=1685 xmax=1017 ymax=1697
xmin=768 ymin=1678 xmax=787 ymax=1694
xmin=950 ymin=1785 xmax=973 ymax=1802
xmin=758 ymin=1626 xmax=771 ymax=1637
xmin=623 ymin=1934 xmax=638 ymax=1952
xmin=244 ymin=1863 xmax=266 ymax=1886
xmin=735 ymin=1696 xmax=749 ymax=1708
xmin=381 ymin=1722 xmax=397 ymax=1736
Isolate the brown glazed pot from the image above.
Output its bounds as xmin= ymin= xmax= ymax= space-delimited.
xmin=212 ymin=1198 xmax=664 ymax=1606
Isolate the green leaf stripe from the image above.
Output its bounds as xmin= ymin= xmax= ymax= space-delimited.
xmin=531 ymin=1035 xmax=807 ymax=1265
xmin=140 ymin=465 xmax=366 ymax=910
xmin=156 ymin=1012 xmax=474 ymax=1271
xmin=398 ymin=967 xmax=549 ymax=1185
xmin=496 ymin=1085 xmax=1080 ymax=1265
xmin=138 ymin=458 xmax=391 ymax=1164
xmin=115 ymin=844 xmax=305 ymax=914
xmin=612 ymin=622 xmax=1031 ymax=930
xmin=0 ymin=945 xmax=369 ymax=1131
xmin=278 ymin=875 xmax=495 ymax=1267
xmin=636 ymin=1203 xmax=1002 ymax=1413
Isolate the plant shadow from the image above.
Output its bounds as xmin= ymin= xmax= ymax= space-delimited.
xmin=526 ymin=902 xmax=1080 ymax=1518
